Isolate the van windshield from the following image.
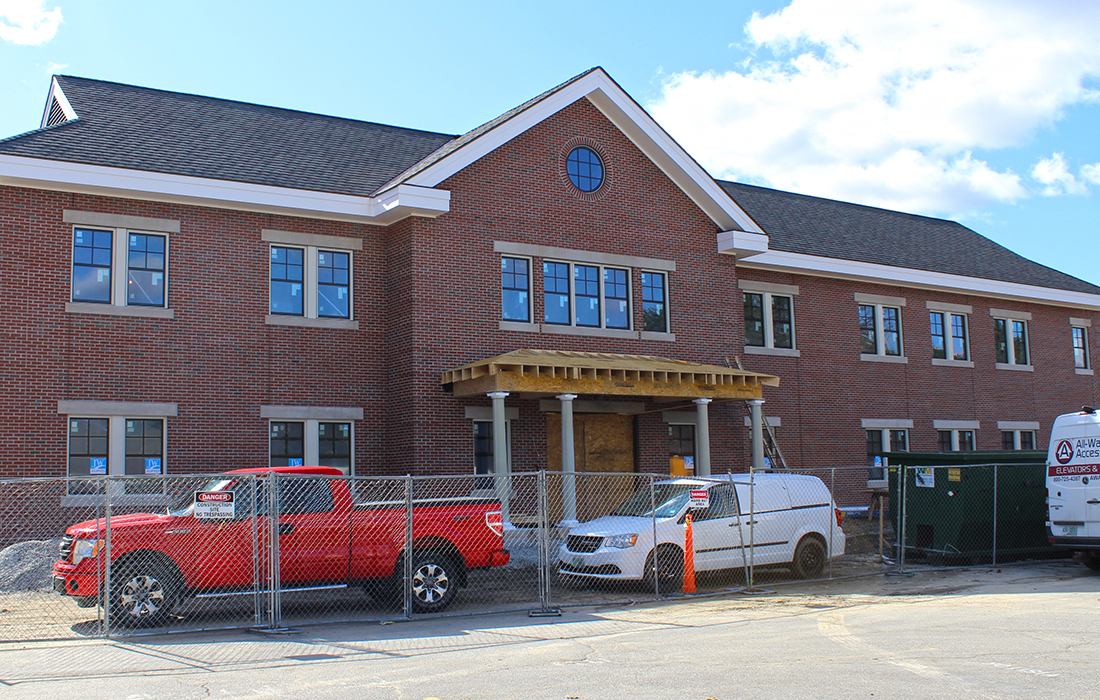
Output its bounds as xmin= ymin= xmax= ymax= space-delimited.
xmin=612 ymin=484 xmax=695 ymax=519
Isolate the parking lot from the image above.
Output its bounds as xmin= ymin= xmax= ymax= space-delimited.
xmin=0 ymin=560 xmax=1096 ymax=698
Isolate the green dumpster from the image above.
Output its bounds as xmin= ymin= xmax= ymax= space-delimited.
xmin=884 ymin=451 xmax=1056 ymax=564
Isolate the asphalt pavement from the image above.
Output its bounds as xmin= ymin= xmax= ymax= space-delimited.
xmin=0 ymin=561 xmax=1096 ymax=699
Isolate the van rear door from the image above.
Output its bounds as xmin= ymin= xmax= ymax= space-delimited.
xmin=1048 ymin=414 xmax=1100 ymax=543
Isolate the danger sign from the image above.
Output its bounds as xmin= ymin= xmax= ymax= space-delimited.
xmin=688 ymin=489 xmax=709 ymax=509
xmin=195 ymin=490 xmax=235 ymax=519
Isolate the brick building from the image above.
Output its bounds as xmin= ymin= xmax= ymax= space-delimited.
xmin=0 ymin=68 xmax=1096 ymax=508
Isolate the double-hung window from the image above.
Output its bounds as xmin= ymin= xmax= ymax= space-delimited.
xmin=857 ymin=294 xmax=905 ymax=360
xmin=991 ymin=309 xmax=1031 ymax=369
xmin=1071 ymin=319 xmax=1092 ymax=373
xmin=262 ymin=405 xmax=362 ymax=475
xmin=501 ymin=256 xmax=531 ymax=322
xmin=934 ymin=421 xmax=979 ymax=451
xmin=998 ymin=421 xmax=1039 ymax=451
xmin=542 ymin=261 xmax=631 ymax=331
xmin=928 ymin=302 xmax=971 ymax=365
xmin=60 ymin=400 xmax=177 ymax=502
xmin=740 ymin=281 xmax=798 ymax=354
xmin=862 ymin=419 xmax=912 ymax=486
xmin=66 ymin=210 xmax=178 ymax=317
xmin=641 ymin=271 xmax=668 ymax=333
xmin=263 ymin=229 xmax=360 ymax=329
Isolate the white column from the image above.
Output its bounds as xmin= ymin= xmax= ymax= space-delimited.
xmin=558 ymin=393 xmax=579 ymax=525
xmin=488 ymin=391 xmax=511 ymax=524
xmin=748 ymin=399 xmax=765 ymax=473
xmin=694 ymin=398 xmax=713 ymax=477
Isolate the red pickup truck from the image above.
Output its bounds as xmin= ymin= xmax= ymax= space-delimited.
xmin=52 ymin=467 xmax=510 ymax=625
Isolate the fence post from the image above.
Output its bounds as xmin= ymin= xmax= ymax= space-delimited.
xmin=103 ymin=476 xmax=112 ymax=637
xmin=992 ymin=465 xmax=999 ymax=567
xmin=270 ymin=471 xmax=282 ymax=630
xmin=251 ymin=475 xmax=261 ymax=627
xmin=403 ymin=474 xmax=414 ymax=620
xmin=899 ymin=466 xmax=907 ymax=574
xmin=651 ymin=475 xmax=659 ymax=597
xmin=829 ymin=468 xmax=835 ymax=580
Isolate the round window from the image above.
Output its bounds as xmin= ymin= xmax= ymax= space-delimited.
xmin=565 ymin=146 xmax=605 ymax=193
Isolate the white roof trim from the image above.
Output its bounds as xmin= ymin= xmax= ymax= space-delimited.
xmin=734 ymin=249 xmax=1100 ymax=311
xmin=40 ymin=77 xmax=77 ymax=128
xmin=0 ymin=154 xmax=449 ymax=225
xmin=392 ymin=69 xmax=761 ymax=233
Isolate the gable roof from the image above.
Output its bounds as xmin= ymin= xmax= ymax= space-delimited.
xmin=720 ymin=181 xmax=1100 ymax=296
xmin=0 ymin=76 xmax=456 ymax=198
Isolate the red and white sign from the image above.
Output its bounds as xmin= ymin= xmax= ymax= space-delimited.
xmin=195 ymin=490 xmax=235 ymax=518
xmin=689 ymin=489 xmax=709 ymax=509
xmin=1055 ymin=440 xmax=1075 ymax=465
xmin=1048 ymin=464 xmax=1100 ymax=477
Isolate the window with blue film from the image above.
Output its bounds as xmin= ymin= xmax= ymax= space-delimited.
xmin=604 ymin=267 xmax=629 ymax=329
xmin=127 ymin=233 xmax=167 ymax=306
xmin=574 ymin=265 xmax=600 ymax=327
xmin=566 ymin=147 xmax=604 ymax=192
xmin=501 ymin=257 xmax=530 ymax=322
xmin=72 ymin=228 xmax=113 ymax=303
xmin=543 ymin=261 xmax=571 ymax=325
xmin=270 ymin=247 xmax=304 ymax=315
xmin=317 ymin=249 xmax=351 ymax=318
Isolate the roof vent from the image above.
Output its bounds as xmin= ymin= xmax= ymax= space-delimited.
xmin=45 ymin=97 xmax=69 ymax=127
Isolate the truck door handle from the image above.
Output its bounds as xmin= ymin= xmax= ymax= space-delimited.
xmin=279 ymin=523 xmax=295 ymax=535
xmin=1088 ymin=499 xmax=1100 ymax=505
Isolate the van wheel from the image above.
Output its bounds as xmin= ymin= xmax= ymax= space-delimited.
xmin=1081 ymin=551 xmax=1100 ymax=572
xmin=792 ymin=537 xmax=826 ymax=579
xmin=645 ymin=545 xmax=684 ymax=594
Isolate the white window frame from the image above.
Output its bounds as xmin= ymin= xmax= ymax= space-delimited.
xmin=263 ymin=230 xmax=360 ymax=330
xmin=991 ymin=309 xmax=1032 ymax=371
xmin=934 ymin=420 xmax=980 ymax=451
xmin=64 ymin=210 xmax=178 ymax=319
xmin=861 ymin=419 xmax=912 ymax=487
xmin=1071 ymin=318 xmax=1093 ymax=375
xmin=997 ymin=421 xmax=1040 ymax=450
xmin=58 ymin=400 xmax=177 ymax=506
xmin=927 ymin=301 xmax=972 ymax=367
xmin=260 ymin=406 xmax=363 ymax=476
xmin=856 ymin=294 xmax=907 ymax=363
xmin=740 ymin=280 xmax=800 ymax=357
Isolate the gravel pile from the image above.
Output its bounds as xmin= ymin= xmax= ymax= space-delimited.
xmin=0 ymin=539 xmax=60 ymax=592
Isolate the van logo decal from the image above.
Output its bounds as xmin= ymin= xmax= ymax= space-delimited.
xmin=1055 ymin=440 xmax=1075 ymax=464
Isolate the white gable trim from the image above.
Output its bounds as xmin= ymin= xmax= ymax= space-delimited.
xmin=735 ymin=250 xmax=1100 ymax=310
xmin=0 ymin=154 xmax=449 ymax=225
xmin=391 ymin=69 xmax=762 ymax=234
xmin=40 ymin=77 xmax=77 ymax=128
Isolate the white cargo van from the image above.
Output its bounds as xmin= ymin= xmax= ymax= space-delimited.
xmin=1046 ymin=406 xmax=1100 ymax=570
xmin=558 ymin=473 xmax=845 ymax=587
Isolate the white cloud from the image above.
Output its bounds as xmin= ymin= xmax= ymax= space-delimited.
xmin=1031 ymin=153 xmax=1087 ymax=196
xmin=0 ymin=0 xmax=62 ymax=45
xmin=1082 ymin=163 xmax=1100 ymax=187
xmin=649 ymin=0 xmax=1100 ymax=215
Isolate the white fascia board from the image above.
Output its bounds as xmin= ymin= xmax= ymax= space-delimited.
xmin=41 ymin=77 xmax=77 ymax=128
xmin=717 ymin=230 xmax=770 ymax=260
xmin=736 ymin=249 xmax=1100 ymax=311
xmin=0 ymin=155 xmax=449 ymax=226
xmin=395 ymin=69 xmax=761 ymax=233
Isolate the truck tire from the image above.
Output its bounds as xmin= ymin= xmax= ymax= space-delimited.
xmin=792 ymin=536 xmax=826 ymax=579
xmin=1082 ymin=551 xmax=1100 ymax=572
xmin=109 ymin=563 xmax=176 ymax=627
xmin=410 ymin=553 xmax=458 ymax=613
xmin=644 ymin=545 xmax=684 ymax=594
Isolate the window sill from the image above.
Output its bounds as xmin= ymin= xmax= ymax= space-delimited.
xmin=994 ymin=362 xmax=1034 ymax=372
xmin=1076 ymin=368 xmax=1095 ymax=376
xmin=266 ymin=315 xmax=360 ymax=330
xmin=744 ymin=346 xmax=800 ymax=358
xmin=860 ymin=354 xmax=908 ymax=364
xmin=931 ymin=358 xmax=974 ymax=368
xmin=499 ymin=320 xmax=539 ymax=333
xmin=66 ymin=302 xmax=174 ymax=319
xmin=541 ymin=325 xmax=638 ymax=340
xmin=639 ymin=330 xmax=676 ymax=342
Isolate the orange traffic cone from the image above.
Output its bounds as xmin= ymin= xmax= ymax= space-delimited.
xmin=683 ymin=512 xmax=696 ymax=593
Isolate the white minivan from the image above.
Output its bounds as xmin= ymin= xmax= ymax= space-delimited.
xmin=1046 ymin=406 xmax=1100 ymax=570
xmin=558 ymin=473 xmax=845 ymax=587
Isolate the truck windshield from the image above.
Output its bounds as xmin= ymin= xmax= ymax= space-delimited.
xmin=612 ymin=483 xmax=694 ymax=519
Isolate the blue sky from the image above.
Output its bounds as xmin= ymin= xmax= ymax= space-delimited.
xmin=2 ymin=0 xmax=1099 ymax=286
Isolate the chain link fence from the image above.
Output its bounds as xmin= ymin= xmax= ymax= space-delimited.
xmin=0 ymin=462 xmax=1061 ymax=641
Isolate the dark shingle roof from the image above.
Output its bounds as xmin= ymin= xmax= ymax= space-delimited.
xmin=0 ymin=76 xmax=456 ymax=197
xmin=719 ymin=181 xmax=1100 ymax=295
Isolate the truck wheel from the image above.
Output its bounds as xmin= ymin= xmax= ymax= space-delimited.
xmin=410 ymin=553 xmax=457 ymax=613
xmin=109 ymin=565 xmax=176 ymax=627
xmin=645 ymin=545 xmax=684 ymax=594
xmin=792 ymin=536 xmax=826 ymax=579
xmin=1082 ymin=551 xmax=1100 ymax=572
